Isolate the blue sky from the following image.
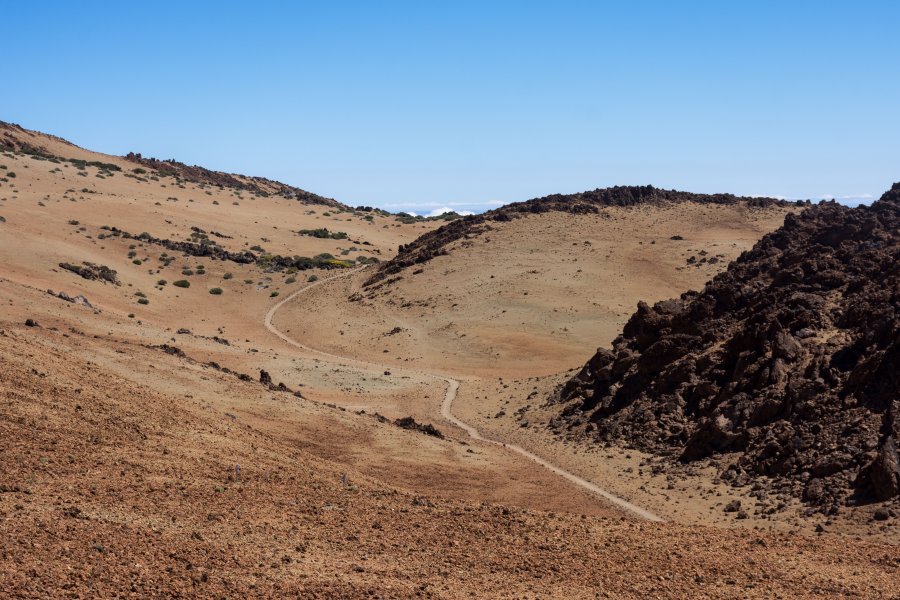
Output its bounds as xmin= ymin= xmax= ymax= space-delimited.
xmin=4 ymin=1 xmax=899 ymax=213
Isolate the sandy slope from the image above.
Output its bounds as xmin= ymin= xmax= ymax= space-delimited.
xmin=275 ymin=204 xmax=796 ymax=376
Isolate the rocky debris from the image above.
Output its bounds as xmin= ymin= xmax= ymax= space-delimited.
xmin=58 ymin=262 xmax=119 ymax=285
xmin=258 ymin=369 xmax=304 ymax=398
xmin=47 ymin=289 xmax=94 ymax=309
xmin=24 ymin=319 xmax=39 ymax=328
xmin=191 ymin=225 xmax=232 ymax=239
xmin=124 ymin=152 xmax=345 ymax=208
xmin=393 ymin=416 xmax=445 ymax=439
xmin=176 ymin=328 xmax=192 ymax=335
xmin=551 ymin=184 xmax=900 ymax=508
xmin=152 ymin=344 xmax=186 ymax=358
xmin=365 ymin=185 xmax=803 ymax=286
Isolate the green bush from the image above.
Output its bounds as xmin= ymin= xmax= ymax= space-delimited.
xmin=182 ymin=269 xmax=194 ymax=276
xmin=270 ymin=291 xmax=279 ymax=297
xmin=132 ymin=259 xmax=142 ymax=265
xmin=173 ymin=280 xmax=190 ymax=288
xmin=223 ymin=272 xmax=233 ymax=280
xmin=157 ymin=279 xmax=167 ymax=286
xmin=285 ymin=276 xmax=296 ymax=284
xmin=209 ymin=287 xmax=223 ymax=295
xmin=307 ymin=274 xmax=318 ymax=282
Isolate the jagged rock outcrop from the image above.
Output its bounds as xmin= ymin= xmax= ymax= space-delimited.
xmin=552 ymin=184 xmax=900 ymax=508
xmin=365 ymin=185 xmax=802 ymax=286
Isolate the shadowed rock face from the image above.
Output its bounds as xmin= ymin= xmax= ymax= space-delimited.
xmin=552 ymin=184 xmax=900 ymax=508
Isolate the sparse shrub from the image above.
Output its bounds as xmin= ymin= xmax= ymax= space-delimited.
xmin=157 ymin=279 xmax=167 ymax=286
xmin=285 ymin=276 xmax=296 ymax=284
xmin=137 ymin=298 xmax=149 ymax=305
xmin=296 ymin=228 xmax=348 ymax=240
xmin=209 ymin=287 xmax=223 ymax=295
xmin=307 ymin=274 xmax=318 ymax=282
xmin=132 ymin=259 xmax=142 ymax=265
xmin=270 ymin=291 xmax=279 ymax=297
xmin=182 ymin=269 xmax=194 ymax=276
xmin=223 ymin=272 xmax=233 ymax=280
xmin=173 ymin=280 xmax=190 ymax=288
xmin=6 ymin=172 xmax=15 ymax=178
xmin=68 ymin=219 xmax=79 ymax=225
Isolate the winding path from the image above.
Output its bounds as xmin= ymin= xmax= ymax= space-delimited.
xmin=264 ymin=268 xmax=664 ymax=522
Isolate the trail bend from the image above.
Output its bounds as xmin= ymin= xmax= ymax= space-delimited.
xmin=264 ymin=267 xmax=664 ymax=522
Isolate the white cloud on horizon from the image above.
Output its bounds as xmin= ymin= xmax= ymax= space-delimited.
xmin=426 ymin=206 xmax=475 ymax=217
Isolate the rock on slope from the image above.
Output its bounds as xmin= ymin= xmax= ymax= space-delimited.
xmin=553 ymin=184 xmax=900 ymax=510
xmin=365 ymin=185 xmax=801 ymax=286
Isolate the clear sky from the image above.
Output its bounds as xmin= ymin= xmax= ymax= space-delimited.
xmin=4 ymin=1 xmax=899 ymax=213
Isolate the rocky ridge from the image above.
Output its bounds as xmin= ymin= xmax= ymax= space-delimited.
xmin=364 ymin=185 xmax=803 ymax=287
xmin=552 ymin=184 xmax=900 ymax=511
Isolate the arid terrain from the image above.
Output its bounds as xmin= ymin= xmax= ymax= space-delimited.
xmin=1 ymin=122 xmax=897 ymax=598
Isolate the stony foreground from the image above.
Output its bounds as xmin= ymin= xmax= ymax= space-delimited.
xmin=1 ymin=325 xmax=898 ymax=599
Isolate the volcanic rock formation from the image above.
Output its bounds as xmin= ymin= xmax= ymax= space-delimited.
xmin=552 ymin=184 xmax=900 ymax=509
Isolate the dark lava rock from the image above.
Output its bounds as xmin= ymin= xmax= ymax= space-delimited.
xmin=869 ymin=437 xmax=900 ymax=501
xmin=394 ymin=416 xmax=444 ymax=439
xmin=259 ymin=370 xmax=273 ymax=386
xmin=24 ymin=319 xmax=38 ymax=328
xmin=551 ymin=184 xmax=900 ymax=506
xmin=152 ymin=344 xmax=186 ymax=358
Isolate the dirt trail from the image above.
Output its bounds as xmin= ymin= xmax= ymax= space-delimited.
xmin=264 ymin=268 xmax=664 ymax=522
